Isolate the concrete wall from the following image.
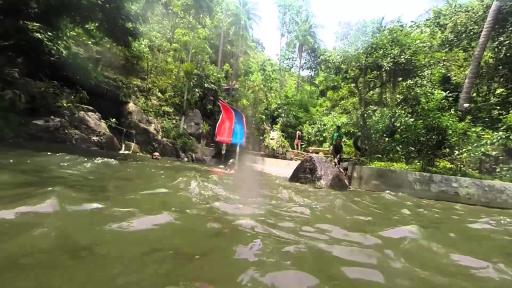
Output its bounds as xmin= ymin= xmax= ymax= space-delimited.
xmin=351 ymin=166 xmax=512 ymax=209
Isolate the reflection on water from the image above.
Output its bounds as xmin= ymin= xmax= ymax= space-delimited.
xmin=235 ymin=239 xmax=263 ymax=262
xmin=1 ymin=147 xmax=512 ymax=287
xmin=106 ymin=212 xmax=175 ymax=231
xmin=342 ymin=267 xmax=385 ymax=283
xmin=450 ymin=254 xmax=512 ymax=280
xmin=260 ymin=270 xmax=319 ymax=288
xmin=317 ymin=243 xmax=380 ymax=264
xmin=66 ymin=203 xmax=104 ymax=211
xmin=379 ymin=225 xmax=421 ymax=239
xmin=316 ymin=223 xmax=382 ymax=245
xmin=0 ymin=197 xmax=59 ymax=219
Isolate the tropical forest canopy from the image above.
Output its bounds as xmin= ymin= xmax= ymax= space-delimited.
xmin=0 ymin=0 xmax=511 ymax=180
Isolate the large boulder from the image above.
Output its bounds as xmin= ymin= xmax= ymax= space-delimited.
xmin=184 ymin=109 xmax=203 ymax=138
xmin=27 ymin=106 xmax=121 ymax=151
xmin=289 ymin=155 xmax=349 ymax=191
xmin=71 ymin=110 xmax=109 ymax=135
xmin=120 ymin=102 xmax=162 ymax=152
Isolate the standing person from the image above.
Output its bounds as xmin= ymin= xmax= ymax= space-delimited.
xmin=294 ymin=130 xmax=302 ymax=151
xmin=331 ymin=125 xmax=344 ymax=166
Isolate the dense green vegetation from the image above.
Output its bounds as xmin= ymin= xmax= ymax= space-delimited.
xmin=0 ymin=0 xmax=510 ymax=180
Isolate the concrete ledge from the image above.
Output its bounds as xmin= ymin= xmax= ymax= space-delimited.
xmin=351 ymin=166 xmax=512 ymax=209
xmin=247 ymin=156 xmax=300 ymax=178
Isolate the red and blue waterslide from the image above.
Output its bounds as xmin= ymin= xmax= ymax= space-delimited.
xmin=215 ymin=99 xmax=246 ymax=145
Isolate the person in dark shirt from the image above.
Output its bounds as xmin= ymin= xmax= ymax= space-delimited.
xmin=331 ymin=126 xmax=343 ymax=166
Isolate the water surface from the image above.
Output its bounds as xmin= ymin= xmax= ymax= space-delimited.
xmin=1 ymin=147 xmax=511 ymax=287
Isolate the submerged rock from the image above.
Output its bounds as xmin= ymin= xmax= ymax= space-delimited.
xmin=289 ymin=155 xmax=349 ymax=191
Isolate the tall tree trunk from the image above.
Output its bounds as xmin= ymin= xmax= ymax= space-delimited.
xmin=217 ymin=5 xmax=225 ymax=69
xmin=296 ymin=44 xmax=303 ymax=90
xmin=180 ymin=49 xmax=193 ymax=132
xmin=217 ymin=26 xmax=225 ymax=69
xmin=459 ymin=0 xmax=501 ymax=111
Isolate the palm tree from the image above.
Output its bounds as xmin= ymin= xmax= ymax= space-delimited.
xmin=231 ymin=0 xmax=260 ymax=79
xmin=217 ymin=2 xmax=226 ymax=69
xmin=459 ymin=0 xmax=501 ymax=112
xmin=191 ymin=0 xmax=213 ymax=20
xmin=293 ymin=15 xmax=316 ymax=88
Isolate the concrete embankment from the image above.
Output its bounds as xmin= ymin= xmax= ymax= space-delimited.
xmin=249 ymin=156 xmax=512 ymax=209
xmin=350 ymin=166 xmax=512 ymax=209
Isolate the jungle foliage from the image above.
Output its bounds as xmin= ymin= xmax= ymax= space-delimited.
xmin=0 ymin=0 xmax=511 ymax=180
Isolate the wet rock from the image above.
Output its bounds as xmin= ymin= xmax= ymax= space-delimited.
xmin=191 ymin=153 xmax=207 ymax=164
xmin=289 ymin=155 xmax=349 ymax=191
xmin=28 ymin=117 xmax=68 ymax=144
xmin=100 ymin=133 xmax=122 ymax=151
xmin=156 ymin=138 xmax=179 ymax=158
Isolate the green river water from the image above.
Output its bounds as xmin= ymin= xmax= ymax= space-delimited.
xmin=1 ymin=147 xmax=512 ymax=288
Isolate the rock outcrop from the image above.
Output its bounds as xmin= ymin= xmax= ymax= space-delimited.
xmin=120 ymin=102 xmax=163 ymax=153
xmin=28 ymin=106 xmax=121 ymax=151
xmin=184 ymin=109 xmax=203 ymax=139
xmin=25 ymin=101 xmax=182 ymax=158
xmin=289 ymin=155 xmax=349 ymax=191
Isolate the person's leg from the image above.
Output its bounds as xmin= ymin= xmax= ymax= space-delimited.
xmin=336 ymin=154 xmax=341 ymax=166
xmin=298 ymin=140 xmax=301 ymax=151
